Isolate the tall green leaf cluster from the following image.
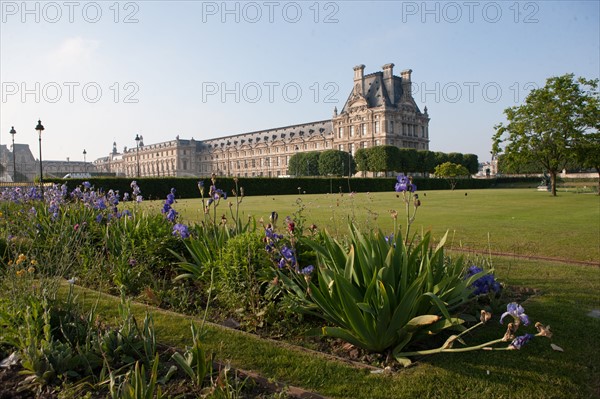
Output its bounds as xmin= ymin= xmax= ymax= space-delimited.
xmin=294 ymin=226 xmax=484 ymax=356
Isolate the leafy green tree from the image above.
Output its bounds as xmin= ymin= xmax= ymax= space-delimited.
xmin=493 ymin=74 xmax=599 ymax=196
xmin=496 ymin=154 xmax=541 ymax=174
xmin=447 ymin=152 xmax=464 ymax=167
xmin=434 ymin=152 xmax=449 ymax=169
xmin=318 ymin=150 xmax=355 ymax=176
xmin=354 ymin=148 xmax=369 ymax=174
xmin=574 ymin=132 xmax=600 ymax=194
xmin=417 ymin=150 xmax=437 ymax=175
xmin=367 ymin=146 xmax=400 ymax=176
xmin=398 ymin=148 xmax=418 ymax=173
xmin=434 ymin=162 xmax=470 ymax=190
xmin=287 ymin=153 xmax=304 ymax=176
xmin=462 ymin=154 xmax=479 ymax=175
xmin=305 ymin=151 xmax=321 ymax=176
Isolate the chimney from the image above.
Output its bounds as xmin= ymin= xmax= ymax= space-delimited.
xmin=353 ymin=64 xmax=365 ymax=96
xmin=401 ymin=69 xmax=413 ymax=100
xmin=382 ymin=63 xmax=395 ymax=105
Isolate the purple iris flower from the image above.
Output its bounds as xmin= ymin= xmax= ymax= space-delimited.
xmin=395 ymin=173 xmax=417 ymax=192
xmin=500 ymin=302 xmax=530 ymax=326
xmin=300 ymin=265 xmax=314 ymax=275
xmin=172 ymin=223 xmax=190 ymax=239
xmin=509 ymin=334 xmax=534 ymax=350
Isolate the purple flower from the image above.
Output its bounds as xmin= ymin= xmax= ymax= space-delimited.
xmin=96 ymin=214 xmax=103 ymax=223
xmin=501 ymin=303 xmax=530 ymax=326
xmin=509 ymin=333 xmax=534 ymax=350
xmin=82 ymin=181 xmax=92 ymax=190
xmin=172 ymin=223 xmax=190 ymax=239
xmin=395 ymin=173 xmax=417 ymax=193
xmin=166 ymin=208 xmax=178 ymax=222
xmin=300 ymin=265 xmax=314 ymax=275
xmin=465 ymin=265 xmax=502 ymax=295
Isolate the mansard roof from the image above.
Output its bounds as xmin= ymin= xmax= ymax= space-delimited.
xmin=201 ymin=120 xmax=333 ymax=151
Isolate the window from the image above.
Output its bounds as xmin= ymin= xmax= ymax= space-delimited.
xmin=339 ymin=127 xmax=344 ymax=138
xmin=350 ymin=143 xmax=355 ymax=155
xmin=361 ymin=123 xmax=366 ymax=136
xmin=350 ymin=126 xmax=355 ymax=137
xmin=361 ymin=141 xmax=367 ymax=148
xmin=374 ymin=121 xmax=380 ymax=134
xmin=339 ymin=144 xmax=344 ymax=151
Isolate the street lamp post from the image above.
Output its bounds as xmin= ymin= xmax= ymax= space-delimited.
xmin=135 ymin=134 xmax=141 ymax=177
xmin=35 ymin=120 xmax=45 ymax=200
xmin=9 ymin=127 xmax=16 ymax=182
xmin=83 ymin=149 xmax=87 ymax=172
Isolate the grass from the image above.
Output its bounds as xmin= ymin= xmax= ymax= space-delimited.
xmin=64 ymin=187 xmax=599 ymax=397
xmin=66 ymin=257 xmax=600 ymax=399
xmin=147 ymin=188 xmax=599 ymax=263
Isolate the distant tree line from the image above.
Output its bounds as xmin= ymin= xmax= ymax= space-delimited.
xmin=287 ymin=146 xmax=478 ymax=177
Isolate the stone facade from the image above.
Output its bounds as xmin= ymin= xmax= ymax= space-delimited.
xmin=4 ymin=63 xmax=430 ymax=181
xmin=0 ymin=144 xmax=95 ymax=182
xmin=96 ymin=63 xmax=430 ymax=178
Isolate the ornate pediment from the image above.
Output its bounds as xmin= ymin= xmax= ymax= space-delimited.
xmin=347 ymin=94 xmax=368 ymax=113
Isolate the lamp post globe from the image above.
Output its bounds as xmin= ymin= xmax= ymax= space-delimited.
xmin=35 ymin=120 xmax=45 ymax=200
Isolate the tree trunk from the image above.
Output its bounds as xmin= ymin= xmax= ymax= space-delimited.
xmin=596 ymin=168 xmax=600 ymax=195
xmin=550 ymin=170 xmax=557 ymax=196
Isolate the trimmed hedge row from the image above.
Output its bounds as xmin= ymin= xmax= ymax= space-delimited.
xmin=46 ymin=176 xmax=542 ymax=200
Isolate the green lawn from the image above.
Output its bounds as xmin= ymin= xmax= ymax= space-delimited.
xmin=71 ymin=257 xmax=600 ymax=399
xmin=105 ymin=187 xmax=600 ymax=397
xmin=158 ymin=188 xmax=599 ymax=263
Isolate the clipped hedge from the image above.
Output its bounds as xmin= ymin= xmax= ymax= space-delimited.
xmin=46 ymin=176 xmax=542 ymax=200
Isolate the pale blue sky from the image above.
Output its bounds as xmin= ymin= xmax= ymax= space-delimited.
xmin=1 ymin=1 xmax=598 ymax=163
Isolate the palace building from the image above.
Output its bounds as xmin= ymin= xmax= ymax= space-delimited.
xmin=93 ymin=63 xmax=430 ymax=178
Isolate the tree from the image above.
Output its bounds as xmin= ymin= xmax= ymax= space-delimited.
xmin=434 ymin=162 xmax=470 ymax=190
xmin=398 ymin=148 xmax=418 ymax=173
xmin=574 ymin=132 xmax=600 ymax=194
xmin=417 ymin=150 xmax=437 ymax=175
xmin=492 ymin=74 xmax=599 ymax=196
xmin=318 ymin=150 xmax=354 ymax=176
xmin=462 ymin=154 xmax=479 ymax=175
xmin=354 ymin=148 xmax=369 ymax=175
xmin=434 ymin=152 xmax=449 ymax=170
xmin=367 ymin=146 xmax=399 ymax=176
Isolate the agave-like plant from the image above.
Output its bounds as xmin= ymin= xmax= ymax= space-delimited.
xmin=288 ymin=225 xmax=489 ymax=361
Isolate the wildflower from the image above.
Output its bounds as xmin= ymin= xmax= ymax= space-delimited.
xmin=389 ymin=209 xmax=398 ymax=219
xmin=30 ymin=260 xmax=37 ymax=266
xmin=395 ymin=173 xmax=417 ymax=193
xmin=74 ymin=223 xmax=80 ymax=231
xmin=27 ymin=266 xmax=35 ymax=273
xmin=480 ymin=310 xmax=492 ymax=323
xmin=535 ymin=322 xmax=553 ymax=338
xmin=67 ymin=277 xmax=78 ymax=284
xmin=508 ymin=334 xmax=534 ymax=350
xmin=172 ymin=223 xmax=190 ymax=239
xmin=300 ymin=265 xmax=314 ymax=275
xmin=166 ymin=208 xmax=178 ymax=222
xmin=502 ymin=322 xmax=517 ymax=342
xmin=16 ymin=269 xmax=26 ymax=277
xmin=96 ymin=214 xmax=103 ymax=223
xmin=465 ymin=265 xmax=502 ymax=295
xmin=82 ymin=181 xmax=92 ymax=190
xmin=16 ymin=254 xmax=27 ymax=265
xmin=500 ymin=302 xmax=530 ymax=327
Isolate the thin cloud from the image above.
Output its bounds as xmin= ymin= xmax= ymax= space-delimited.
xmin=47 ymin=37 xmax=100 ymax=68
